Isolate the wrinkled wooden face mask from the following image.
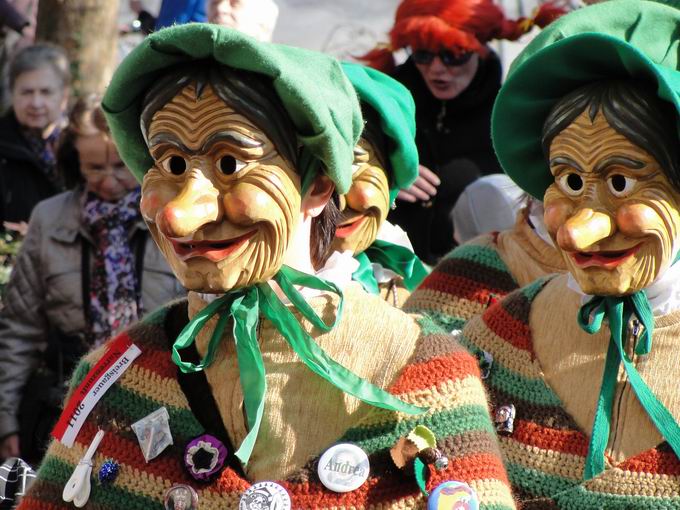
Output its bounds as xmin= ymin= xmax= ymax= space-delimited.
xmin=543 ymin=109 xmax=680 ymax=295
xmin=332 ymin=138 xmax=390 ymax=255
xmin=141 ymin=83 xmax=301 ymax=292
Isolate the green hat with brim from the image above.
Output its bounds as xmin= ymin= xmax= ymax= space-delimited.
xmin=341 ymin=62 xmax=418 ymax=204
xmin=492 ymin=0 xmax=680 ymax=200
xmin=102 ymin=23 xmax=363 ymax=194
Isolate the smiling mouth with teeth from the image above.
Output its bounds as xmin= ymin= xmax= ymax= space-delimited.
xmin=170 ymin=230 xmax=257 ymax=262
xmin=572 ymin=243 xmax=643 ymax=269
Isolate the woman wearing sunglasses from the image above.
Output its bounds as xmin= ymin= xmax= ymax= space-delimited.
xmin=362 ymin=0 xmax=563 ymax=264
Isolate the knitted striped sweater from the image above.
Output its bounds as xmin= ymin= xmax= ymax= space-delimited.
xmin=19 ymin=299 xmax=515 ymax=509
xmin=404 ymin=210 xmax=564 ymax=332
xmin=459 ymin=277 xmax=680 ymax=509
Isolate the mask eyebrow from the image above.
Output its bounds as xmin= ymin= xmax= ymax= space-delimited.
xmin=594 ymin=156 xmax=645 ymax=173
xmin=550 ymin=156 xmax=584 ymax=173
xmin=202 ymin=130 xmax=263 ymax=152
xmin=148 ymin=133 xmax=191 ymax=156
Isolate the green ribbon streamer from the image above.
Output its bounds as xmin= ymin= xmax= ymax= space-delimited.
xmin=354 ymin=239 xmax=429 ymax=292
xmin=352 ymin=252 xmax=380 ymax=295
xmin=578 ymin=291 xmax=680 ymax=479
xmin=413 ymin=457 xmax=429 ymax=496
xmin=172 ymin=265 xmax=427 ymax=465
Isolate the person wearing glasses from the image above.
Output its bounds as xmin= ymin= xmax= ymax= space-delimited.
xmin=361 ymin=0 xmax=564 ymax=264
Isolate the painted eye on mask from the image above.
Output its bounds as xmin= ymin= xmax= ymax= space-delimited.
xmin=557 ymin=172 xmax=584 ymax=196
xmin=161 ymin=155 xmax=188 ymax=176
xmin=606 ymin=174 xmax=637 ymax=197
xmin=217 ymin=155 xmax=247 ymax=175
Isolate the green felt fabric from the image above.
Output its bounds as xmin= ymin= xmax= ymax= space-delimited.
xmin=492 ymin=0 xmax=680 ymax=198
xmin=102 ymin=23 xmax=362 ymax=193
xmin=341 ymin=62 xmax=418 ymax=203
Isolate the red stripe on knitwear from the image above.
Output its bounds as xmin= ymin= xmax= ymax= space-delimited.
xmin=482 ymin=304 xmax=533 ymax=352
xmin=427 ymin=453 xmax=511 ymax=489
xmin=618 ymin=448 xmax=680 ymax=476
xmin=418 ymin=272 xmax=500 ymax=305
xmin=133 ymin=344 xmax=177 ymax=379
xmin=512 ymin=420 xmax=589 ymax=457
xmin=390 ymin=352 xmax=480 ymax=395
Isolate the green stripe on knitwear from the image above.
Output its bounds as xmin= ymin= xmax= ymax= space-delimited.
xmin=416 ymin=311 xmax=466 ymax=333
xmin=519 ymin=277 xmax=551 ymax=302
xmin=507 ymin=462 xmax=577 ymax=499
xmin=553 ymin=485 xmax=680 ymax=510
xmin=38 ymin=457 xmax=163 ymax=509
xmin=480 ymin=504 xmax=516 ymax=510
xmin=446 ymin=244 xmax=511 ymax=274
xmin=68 ymin=359 xmax=92 ymax=390
xmin=415 ymin=315 xmax=445 ymax=336
xmin=457 ymin=333 xmax=563 ymax=407
xmin=554 ymin=485 xmax=680 ymax=510
xmin=98 ymin=383 xmax=204 ymax=439
xmin=481 ymin=504 xmax=516 ymax=510
xmin=139 ymin=303 xmax=172 ymax=326
xmin=487 ymin=358 xmax=563 ymax=407
xmin=340 ymin=404 xmax=495 ymax=452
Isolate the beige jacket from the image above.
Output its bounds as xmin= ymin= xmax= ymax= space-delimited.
xmin=0 ymin=189 xmax=184 ymax=439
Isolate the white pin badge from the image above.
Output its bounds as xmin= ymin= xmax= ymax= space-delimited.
xmin=317 ymin=443 xmax=370 ymax=493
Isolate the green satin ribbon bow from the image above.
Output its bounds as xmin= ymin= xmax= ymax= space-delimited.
xmin=578 ymin=291 xmax=680 ymax=479
xmin=352 ymin=239 xmax=429 ymax=294
xmin=172 ymin=265 xmax=427 ymax=465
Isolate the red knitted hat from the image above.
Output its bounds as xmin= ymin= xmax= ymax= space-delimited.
xmin=361 ymin=0 xmax=566 ymax=71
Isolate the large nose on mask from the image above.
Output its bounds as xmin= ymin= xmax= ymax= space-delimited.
xmin=158 ymin=173 xmax=220 ymax=238
xmin=557 ymin=207 xmax=615 ymax=252
xmin=346 ymin=181 xmax=378 ymax=213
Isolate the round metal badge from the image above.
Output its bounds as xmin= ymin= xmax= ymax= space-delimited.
xmin=239 ymin=481 xmax=291 ymax=510
xmin=164 ymin=484 xmax=199 ymax=510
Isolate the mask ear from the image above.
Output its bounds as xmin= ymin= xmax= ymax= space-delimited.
xmin=301 ymin=175 xmax=334 ymax=219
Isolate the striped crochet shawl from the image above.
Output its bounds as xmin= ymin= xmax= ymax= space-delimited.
xmin=404 ymin=234 xmax=518 ymax=332
xmin=19 ymin=299 xmax=515 ymax=509
xmin=460 ymin=278 xmax=680 ymax=508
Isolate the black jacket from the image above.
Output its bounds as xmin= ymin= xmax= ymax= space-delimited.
xmin=389 ymin=53 xmax=503 ymax=264
xmin=0 ymin=112 xmax=64 ymax=225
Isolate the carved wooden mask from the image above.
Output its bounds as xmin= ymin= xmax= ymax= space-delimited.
xmin=544 ymin=109 xmax=680 ymax=295
xmin=140 ymin=83 xmax=302 ymax=292
xmin=332 ymin=138 xmax=390 ymax=255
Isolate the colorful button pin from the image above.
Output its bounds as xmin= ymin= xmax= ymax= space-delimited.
xmin=427 ymin=481 xmax=479 ymax=510
xmin=184 ymin=434 xmax=227 ymax=482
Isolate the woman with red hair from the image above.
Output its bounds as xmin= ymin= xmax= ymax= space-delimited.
xmin=363 ymin=0 xmax=563 ymax=264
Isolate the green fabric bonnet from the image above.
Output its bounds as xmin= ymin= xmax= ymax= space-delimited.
xmin=492 ymin=0 xmax=680 ymax=199
xmin=341 ymin=61 xmax=419 ymax=204
xmin=102 ymin=23 xmax=363 ymax=194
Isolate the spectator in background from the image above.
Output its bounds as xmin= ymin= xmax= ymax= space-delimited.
xmin=362 ymin=0 xmax=564 ymax=264
xmin=155 ymin=0 xmax=206 ymax=29
xmin=451 ymin=173 xmax=524 ymax=245
xmin=0 ymin=43 xmax=70 ymax=233
xmin=129 ymin=0 xmax=206 ymax=32
xmin=0 ymin=96 xmax=183 ymax=465
xmin=208 ymin=0 xmax=279 ymax=41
